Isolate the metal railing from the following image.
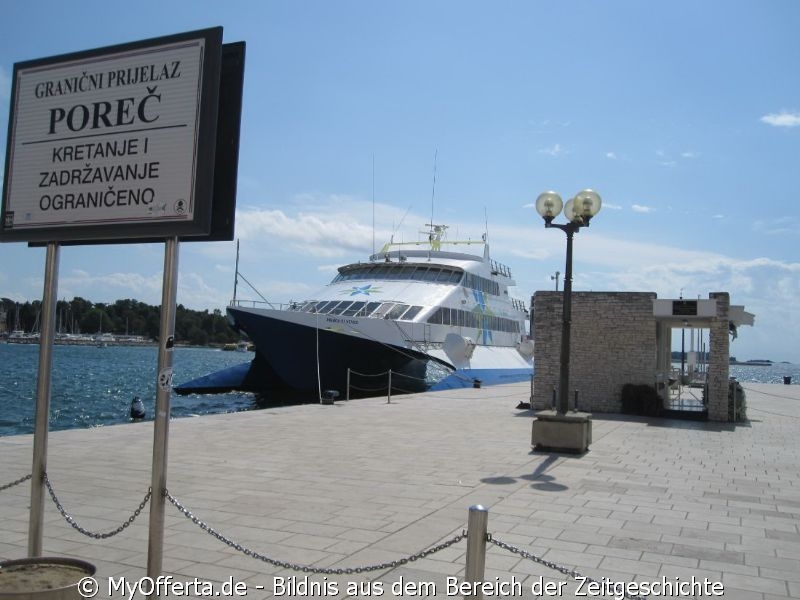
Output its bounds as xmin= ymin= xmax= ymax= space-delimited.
xmin=345 ymin=367 xmax=428 ymax=402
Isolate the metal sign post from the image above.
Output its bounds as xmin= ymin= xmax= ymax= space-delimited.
xmin=27 ymin=242 xmax=60 ymax=557
xmin=2 ymin=27 xmax=241 ymax=573
xmin=147 ymin=236 xmax=179 ymax=577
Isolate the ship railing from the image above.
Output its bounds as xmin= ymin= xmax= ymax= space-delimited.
xmin=490 ymin=259 xmax=513 ymax=278
xmin=230 ymin=299 xmax=296 ymax=311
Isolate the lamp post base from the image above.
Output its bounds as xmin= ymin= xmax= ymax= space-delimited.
xmin=531 ymin=410 xmax=592 ymax=454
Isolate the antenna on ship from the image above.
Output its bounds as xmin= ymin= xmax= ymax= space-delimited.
xmin=428 ymin=150 xmax=438 ymax=260
xmin=430 ymin=149 xmax=437 ymax=230
xmin=372 ymin=153 xmax=376 ymax=256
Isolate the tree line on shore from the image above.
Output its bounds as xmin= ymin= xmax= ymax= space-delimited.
xmin=1 ymin=297 xmax=241 ymax=346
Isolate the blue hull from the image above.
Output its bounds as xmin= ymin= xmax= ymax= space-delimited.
xmin=429 ymin=367 xmax=533 ymax=390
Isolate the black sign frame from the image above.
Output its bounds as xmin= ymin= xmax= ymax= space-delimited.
xmin=1 ymin=27 xmax=223 ymax=243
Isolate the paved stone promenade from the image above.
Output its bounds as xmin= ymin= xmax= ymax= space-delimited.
xmin=1 ymin=382 xmax=799 ymax=599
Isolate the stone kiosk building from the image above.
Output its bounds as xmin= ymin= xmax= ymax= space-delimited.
xmin=531 ymin=291 xmax=753 ymax=422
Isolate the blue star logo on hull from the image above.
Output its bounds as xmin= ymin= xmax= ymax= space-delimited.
xmin=341 ymin=284 xmax=382 ymax=296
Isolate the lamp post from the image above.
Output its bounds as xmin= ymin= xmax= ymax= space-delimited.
xmin=535 ymin=189 xmax=602 ymax=415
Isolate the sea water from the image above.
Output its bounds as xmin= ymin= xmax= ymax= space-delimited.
xmin=0 ymin=343 xmax=257 ymax=437
xmin=0 ymin=342 xmax=797 ymax=437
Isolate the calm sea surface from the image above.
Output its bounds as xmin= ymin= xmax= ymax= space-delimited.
xmin=0 ymin=343 xmax=798 ymax=437
xmin=0 ymin=344 xmax=261 ymax=437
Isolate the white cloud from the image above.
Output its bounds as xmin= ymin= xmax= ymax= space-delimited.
xmin=235 ymin=208 xmax=374 ymax=258
xmin=605 ymin=152 xmax=617 ymax=160
xmin=760 ymin=111 xmax=800 ymax=127
xmin=753 ymin=217 xmax=799 ymax=236
xmin=539 ymin=143 xmax=564 ymax=157
xmin=631 ymin=204 xmax=655 ymax=213
xmin=603 ymin=203 xmax=623 ymax=210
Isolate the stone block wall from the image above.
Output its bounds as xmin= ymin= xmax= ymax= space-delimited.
xmin=707 ymin=292 xmax=731 ymax=421
xmin=532 ymin=291 xmax=658 ymax=412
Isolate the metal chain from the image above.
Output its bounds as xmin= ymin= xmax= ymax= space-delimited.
xmin=488 ymin=535 xmax=645 ymax=600
xmin=0 ymin=473 xmax=32 ymax=492
xmin=166 ymin=490 xmax=466 ymax=574
xmin=44 ymin=474 xmax=151 ymax=539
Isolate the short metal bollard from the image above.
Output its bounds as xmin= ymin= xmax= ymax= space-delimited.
xmin=785 ymin=376 xmax=792 ymax=385
xmin=464 ymin=504 xmax=488 ymax=599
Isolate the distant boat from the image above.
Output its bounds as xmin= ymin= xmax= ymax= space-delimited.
xmin=730 ymin=358 xmax=773 ymax=366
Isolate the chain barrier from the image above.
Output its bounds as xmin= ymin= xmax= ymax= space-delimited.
xmin=44 ymin=473 xmax=152 ymax=539
xmin=488 ymin=535 xmax=645 ymax=600
xmin=0 ymin=473 xmax=31 ymax=492
xmin=166 ymin=489 xmax=466 ymax=574
xmin=6 ymin=474 xmax=645 ymax=594
xmin=348 ymin=369 xmax=427 ymax=382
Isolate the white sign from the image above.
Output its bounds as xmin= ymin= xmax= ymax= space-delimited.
xmin=1 ymin=29 xmax=221 ymax=241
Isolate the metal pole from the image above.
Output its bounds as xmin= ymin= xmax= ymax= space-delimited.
xmin=464 ymin=504 xmax=488 ymax=599
xmin=346 ymin=368 xmax=351 ymax=402
xmin=529 ymin=373 xmax=534 ymax=405
xmin=557 ymin=228 xmax=574 ymax=415
xmin=387 ymin=370 xmax=392 ymax=404
xmin=28 ymin=242 xmax=60 ymax=557
xmin=147 ymin=237 xmax=180 ymax=577
xmin=232 ymin=239 xmax=240 ymax=305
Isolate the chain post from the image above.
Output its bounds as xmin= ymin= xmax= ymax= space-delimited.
xmin=29 ymin=242 xmax=60 ymax=557
xmin=387 ymin=370 xmax=392 ymax=404
xmin=464 ymin=504 xmax=488 ymax=599
xmin=346 ymin=368 xmax=351 ymax=402
xmin=530 ymin=373 xmax=534 ymax=405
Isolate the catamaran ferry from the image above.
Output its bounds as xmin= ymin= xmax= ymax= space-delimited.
xmin=176 ymin=225 xmax=534 ymax=400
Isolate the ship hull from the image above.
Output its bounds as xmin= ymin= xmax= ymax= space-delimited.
xmin=225 ymin=306 xmax=429 ymax=398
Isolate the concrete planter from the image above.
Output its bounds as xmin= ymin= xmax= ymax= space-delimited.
xmin=0 ymin=557 xmax=95 ymax=600
xmin=531 ymin=410 xmax=592 ymax=454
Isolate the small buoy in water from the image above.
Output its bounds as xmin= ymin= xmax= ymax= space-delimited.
xmin=130 ymin=396 xmax=145 ymax=420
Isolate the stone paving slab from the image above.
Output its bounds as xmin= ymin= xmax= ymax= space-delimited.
xmin=1 ymin=381 xmax=799 ymax=598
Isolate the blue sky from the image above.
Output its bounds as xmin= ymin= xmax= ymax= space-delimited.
xmin=1 ymin=1 xmax=799 ymax=363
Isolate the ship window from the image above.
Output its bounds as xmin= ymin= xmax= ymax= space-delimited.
xmin=397 ymin=266 xmax=415 ymax=279
xmin=372 ymin=302 xmax=396 ymax=317
xmin=435 ymin=269 xmax=453 ymax=282
xmin=358 ymin=302 xmax=381 ymax=316
xmin=327 ymin=301 xmax=352 ymax=315
xmin=317 ymin=300 xmax=340 ymax=314
xmin=384 ymin=304 xmax=409 ymax=320
xmin=342 ymin=301 xmax=365 ymax=316
xmin=421 ymin=268 xmax=440 ymax=281
xmin=449 ymin=270 xmax=463 ymax=284
xmin=372 ymin=266 xmax=390 ymax=277
xmin=384 ymin=266 xmax=404 ymax=280
xmin=400 ymin=305 xmax=423 ymax=322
